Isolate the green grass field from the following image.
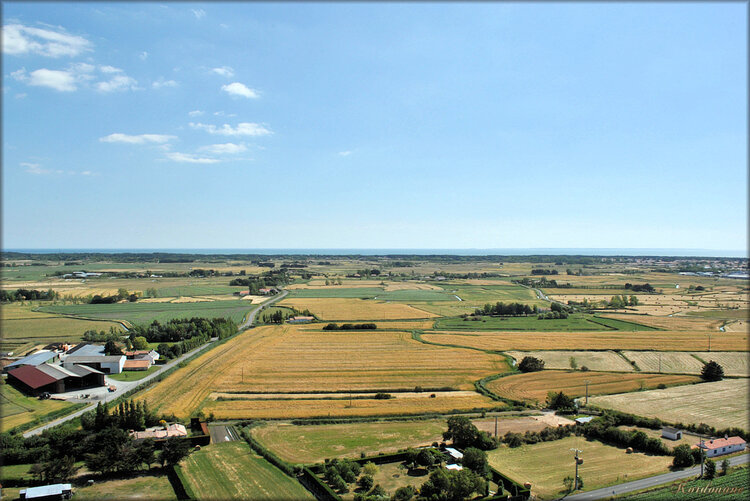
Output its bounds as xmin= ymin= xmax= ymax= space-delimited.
xmin=108 ymin=366 xmax=161 ymax=382
xmin=0 ymin=383 xmax=76 ymax=431
xmin=178 ymin=441 xmax=314 ymax=500
xmin=153 ymin=284 xmax=244 ymax=297
xmin=289 ymin=288 xmax=457 ymax=301
xmin=622 ymin=466 xmax=749 ymax=500
xmin=250 ymin=420 xmax=447 ymax=464
xmin=73 ymin=470 xmax=178 ymax=500
xmin=38 ymin=300 xmax=257 ymax=325
xmin=433 ymin=314 xmax=656 ymax=331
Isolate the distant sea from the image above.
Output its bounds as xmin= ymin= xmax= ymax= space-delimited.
xmin=4 ymin=248 xmax=747 ymax=257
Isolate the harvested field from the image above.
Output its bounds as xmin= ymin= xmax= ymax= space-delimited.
xmin=294 ymin=320 xmax=436 ymax=331
xmin=486 ymin=370 xmax=700 ymax=404
xmin=136 ymin=326 xmax=508 ymax=418
xmin=505 ymin=351 xmax=635 ymax=372
xmin=622 ymin=351 xmax=748 ymax=376
xmin=599 ymin=314 xmax=722 ymax=331
xmin=487 ymin=436 xmax=672 ymax=499
xmin=178 ymin=441 xmax=313 ymax=500
xmin=472 ymin=414 xmax=575 ymax=436
xmin=250 ymin=420 xmax=447 ymax=463
xmin=278 ymin=298 xmax=438 ymax=320
xmin=1 ymin=383 xmax=77 ymax=431
xmin=73 ymin=471 xmax=177 ymax=500
xmin=423 ymin=330 xmax=748 ymax=351
xmin=723 ymin=319 xmax=748 ymax=332
xmin=588 ymin=378 xmax=749 ymax=430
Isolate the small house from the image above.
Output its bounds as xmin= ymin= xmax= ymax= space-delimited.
xmin=445 ymin=447 xmax=463 ymax=460
xmin=287 ymin=316 xmax=314 ymax=324
xmin=661 ymin=427 xmax=682 ymax=440
xmin=695 ymin=436 xmax=747 ymax=458
xmin=445 ymin=464 xmax=463 ymax=471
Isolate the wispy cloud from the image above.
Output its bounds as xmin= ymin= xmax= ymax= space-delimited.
xmin=25 ymin=68 xmax=78 ymax=91
xmin=190 ymin=122 xmax=272 ymax=136
xmin=99 ymin=133 xmax=176 ymax=144
xmin=96 ymin=74 xmax=138 ymax=92
xmin=2 ymin=23 xmax=91 ymax=57
xmin=152 ymin=78 xmax=178 ymax=89
xmin=188 ymin=110 xmax=204 ymax=117
xmin=139 ymin=51 xmax=149 ymax=61
xmin=99 ymin=65 xmax=122 ymax=74
xmin=198 ymin=143 xmax=247 ymax=154
xmin=166 ymin=152 xmax=219 ymax=164
xmin=211 ymin=66 xmax=234 ymax=78
xmin=12 ymin=63 xmax=137 ymax=92
xmin=221 ymin=82 xmax=259 ymax=99
xmin=191 ymin=9 xmax=206 ymax=20
xmin=339 ymin=151 xmax=352 ymax=157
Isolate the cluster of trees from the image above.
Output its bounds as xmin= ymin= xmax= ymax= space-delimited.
xmin=229 ymin=270 xmax=288 ymax=293
xmin=324 ymin=278 xmax=343 ymax=285
xmin=624 ymin=283 xmax=655 ymax=293
xmin=442 ymin=416 xmax=499 ymax=450
xmin=90 ymin=288 xmax=137 ymax=304
xmin=502 ymin=425 xmax=575 ymax=448
xmin=130 ymin=317 xmax=237 ymax=343
xmin=323 ymin=458 xmax=363 ymax=493
xmin=258 ymin=308 xmax=311 ymax=324
xmin=701 ymin=361 xmax=724 ymax=381
xmin=580 ymin=421 xmax=670 ymax=455
xmin=538 ymin=302 xmax=571 ymax=319
xmin=606 ymin=295 xmax=639 ymax=308
xmin=0 ymin=288 xmax=57 ymax=302
xmin=83 ymin=400 xmax=159 ymax=432
xmin=531 ymin=269 xmax=559 ymax=275
xmin=417 ymin=467 xmax=488 ymax=500
xmin=82 ymin=326 xmax=123 ymax=343
xmin=515 ymin=277 xmax=560 ymax=288
xmin=518 ymin=356 xmax=545 ymax=372
xmin=546 ymin=391 xmax=576 ymax=413
xmin=323 ymin=323 xmax=377 ymax=331
xmin=473 ymin=302 xmax=538 ymax=317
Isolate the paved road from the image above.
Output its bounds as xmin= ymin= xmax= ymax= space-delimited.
xmin=23 ymin=291 xmax=288 ymax=437
xmin=560 ymin=453 xmax=749 ymax=500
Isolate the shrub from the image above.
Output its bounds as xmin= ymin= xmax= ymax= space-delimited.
xmin=518 ymin=356 xmax=545 ymax=372
xmin=701 ymin=361 xmax=724 ymax=381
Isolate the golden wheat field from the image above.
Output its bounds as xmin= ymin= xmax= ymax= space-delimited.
xmin=621 ymin=351 xmax=749 ymax=376
xmin=278 ymin=297 xmax=438 ymax=320
xmin=137 ymin=325 xmax=507 ymax=418
xmin=588 ymin=378 xmax=749 ymax=429
xmin=505 ymin=351 xmax=635 ymax=372
xmin=487 ymin=370 xmax=701 ymax=404
xmin=294 ymin=320 xmax=436 ymax=331
xmin=423 ymin=330 xmax=747 ymax=351
xmin=598 ymin=314 xmax=722 ymax=331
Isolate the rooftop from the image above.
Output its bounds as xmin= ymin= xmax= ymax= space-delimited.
xmin=20 ymin=483 xmax=72 ymax=499
xmin=699 ymin=437 xmax=747 ymax=450
xmin=6 ymin=350 xmax=57 ymax=369
xmin=7 ymin=365 xmax=57 ymax=389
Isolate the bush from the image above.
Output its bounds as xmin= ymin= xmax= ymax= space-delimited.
xmin=518 ymin=356 xmax=545 ymax=372
xmin=701 ymin=361 xmax=724 ymax=381
xmin=673 ymin=444 xmax=694 ymax=468
xmin=358 ymin=474 xmax=374 ymax=491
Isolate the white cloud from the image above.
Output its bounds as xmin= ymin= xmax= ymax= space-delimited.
xmin=2 ymin=23 xmax=91 ymax=57
xmin=27 ymin=68 xmax=77 ymax=91
xmin=188 ymin=110 xmax=204 ymax=117
xmin=190 ymin=122 xmax=272 ymax=136
xmin=191 ymin=9 xmax=206 ymax=19
xmin=99 ymin=65 xmax=122 ymax=74
xmin=166 ymin=152 xmax=219 ymax=164
xmin=139 ymin=51 xmax=149 ymax=61
xmin=96 ymin=74 xmax=137 ymax=92
xmin=339 ymin=151 xmax=352 ymax=157
xmin=99 ymin=133 xmax=176 ymax=144
xmin=221 ymin=82 xmax=259 ymax=99
xmin=21 ymin=162 xmax=45 ymax=174
xmin=152 ymin=78 xmax=178 ymax=89
xmin=199 ymin=143 xmax=247 ymax=154
xmin=211 ymin=66 xmax=234 ymax=78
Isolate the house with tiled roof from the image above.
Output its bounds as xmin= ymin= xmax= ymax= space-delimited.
xmin=693 ymin=436 xmax=747 ymax=457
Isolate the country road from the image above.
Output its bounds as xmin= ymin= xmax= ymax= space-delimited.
xmin=23 ymin=290 xmax=289 ymax=437
xmin=559 ymin=453 xmax=749 ymax=500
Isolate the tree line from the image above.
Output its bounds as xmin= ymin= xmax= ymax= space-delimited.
xmin=473 ymin=301 xmax=538 ymax=317
xmin=0 ymin=288 xmax=57 ymax=302
xmin=322 ymin=323 xmax=377 ymax=331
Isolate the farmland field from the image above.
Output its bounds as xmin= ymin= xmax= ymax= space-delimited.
xmin=277 ymin=298 xmax=438 ymax=320
xmin=136 ymin=325 xmax=508 ymax=418
xmin=250 ymin=420 xmax=447 ymax=463
xmin=621 ymin=351 xmax=748 ymax=376
xmin=588 ymin=378 xmax=749 ymax=429
xmin=37 ymin=299 xmax=257 ymax=325
xmin=0 ymin=382 xmax=77 ymax=431
xmin=178 ymin=441 xmax=314 ymax=500
xmin=504 ymin=351 xmax=636 ymax=372
xmin=434 ymin=315 xmax=620 ymax=332
xmin=599 ymin=313 xmax=722 ymax=331
xmin=486 ymin=436 xmax=673 ymax=499
xmin=486 ymin=370 xmax=699 ymax=404
xmin=422 ymin=330 xmax=747 ymax=351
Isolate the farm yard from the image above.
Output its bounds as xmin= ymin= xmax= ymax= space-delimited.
xmin=177 ymin=441 xmax=314 ymax=500
xmin=486 ymin=436 xmax=673 ymax=499
xmin=587 ymin=378 xmax=749 ymax=430
xmin=485 ymin=370 xmax=700 ymax=404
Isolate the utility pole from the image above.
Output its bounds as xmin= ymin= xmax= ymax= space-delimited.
xmin=242 ymin=366 xmax=244 ymax=383
xmin=571 ymin=448 xmax=583 ymax=491
xmin=699 ymin=437 xmax=705 ymax=477
xmin=584 ymin=380 xmax=590 ymax=405
xmin=658 ymin=353 xmax=662 ymax=373
xmin=494 ymin=416 xmax=498 ymax=438
xmin=708 ymin=333 xmax=711 ymax=352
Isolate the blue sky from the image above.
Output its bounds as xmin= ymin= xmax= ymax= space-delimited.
xmin=2 ymin=2 xmax=747 ymax=251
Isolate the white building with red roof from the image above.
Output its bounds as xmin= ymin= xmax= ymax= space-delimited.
xmin=694 ymin=436 xmax=747 ymax=457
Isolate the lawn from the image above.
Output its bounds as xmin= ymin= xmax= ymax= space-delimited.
xmin=621 ymin=466 xmax=749 ymax=500
xmin=38 ymin=299 xmax=257 ymax=325
xmin=486 ymin=370 xmax=700 ymax=404
xmin=588 ymin=378 xmax=749 ymax=430
xmin=250 ymin=419 xmax=447 ymax=464
xmin=108 ymin=365 xmax=161 ymax=382
xmin=177 ymin=441 xmax=313 ymax=500
xmin=0 ymin=383 xmax=77 ymax=431
xmin=73 ymin=470 xmax=177 ymax=500
xmin=486 ymin=436 xmax=673 ymax=499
